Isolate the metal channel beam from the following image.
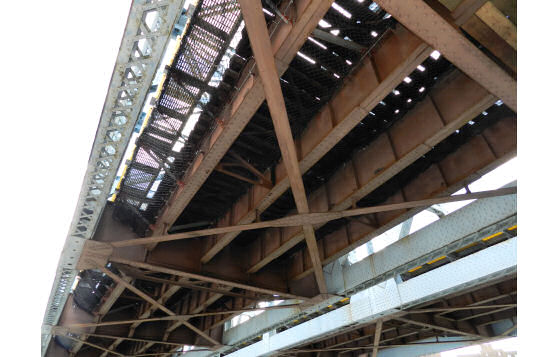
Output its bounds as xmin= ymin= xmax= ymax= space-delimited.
xmin=206 ymin=193 xmax=516 ymax=352
xmin=96 ymin=280 xmax=183 ymax=356
xmin=115 ymin=107 xmax=515 ymax=352
xmin=41 ymin=1 xmax=185 ymax=355
xmin=239 ymin=0 xmax=327 ymax=293
xmin=200 ymin=25 xmax=431 ymax=263
xmin=151 ymin=0 xmax=335 ymax=238
xmin=374 ymin=0 xmax=516 ymax=111
xmin=327 ymin=186 xmax=516 ymax=295
xmin=109 ymin=187 xmax=514 ymax=248
xmin=285 ymin=114 xmax=516 ymax=282
xmin=105 ymin=108 xmax=515 ymax=352
xmin=245 ymin=69 xmax=497 ymax=275
xmin=223 ymin=238 xmax=517 ymax=356
xmin=70 ymin=278 xmax=130 ymax=354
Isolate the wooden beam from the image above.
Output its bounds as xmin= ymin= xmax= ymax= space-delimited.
xmin=110 ymin=187 xmax=515 ymax=248
xmin=375 ymin=0 xmax=516 ymax=112
xmin=372 ymin=319 xmax=382 ymax=357
xmin=108 ymin=257 xmax=308 ymax=300
xmin=475 ymin=2 xmax=516 ymax=50
xmin=100 ymin=267 xmax=221 ymax=346
xmin=238 ymin=0 xmax=327 ymax=294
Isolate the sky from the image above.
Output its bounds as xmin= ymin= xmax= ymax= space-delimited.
xmin=0 ymin=1 xmax=131 ymax=354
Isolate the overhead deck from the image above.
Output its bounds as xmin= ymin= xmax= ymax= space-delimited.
xmin=43 ymin=0 xmax=517 ymax=356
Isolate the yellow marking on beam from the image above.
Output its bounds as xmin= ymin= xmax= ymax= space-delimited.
xmin=455 ymin=242 xmax=477 ymax=253
xmin=408 ymin=266 xmax=422 ymax=273
xmin=508 ymin=225 xmax=517 ymax=231
xmin=426 ymin=256 xmax=446 ymax=265
xmin=482 ymin=231 xmax=503 ymax=242
xmin=340 ymin=297 xmax=349 ymax=303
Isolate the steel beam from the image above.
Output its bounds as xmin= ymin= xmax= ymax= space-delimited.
xmin=312 ymin=280 xmax=515 ymax=352
xmin=374 ymin=0 xmax=516 ymax=111
xmin=326 ymin=188 xmax=516 ymax=295
xmin=286 ymin=115 xmax=516 ymax=281
xmin=245 ymin=69 xmax=497 ymax=275
xmin=41 ymin=2 xmax=186 ymax=355
xmin=475 ymin=2 xmax=516 ymax=50
xmin=221 ymin=238 xmax=517 ymax=356
xmin=101 ymin=267 xmax=221 ymax=346
xmin=200 ymin=25 xmax=430 ymax=264
xmin=108 ymin=257 xmax=307 ymax=301
xmin=70 ymin=278 xmax=130 ymax=354
xmin=372 ymin=319 xmax=383 ymax=357
xmin=97 ymin=281 xmax=185 ymax=356
xmin=151 ymin=0 xmax=335 ymax=239
xmin=109 ymin=187 xmax=514 ymax=248
xmin=211 ymin=199 xmax=516 ymax=354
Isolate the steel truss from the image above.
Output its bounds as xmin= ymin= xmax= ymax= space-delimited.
xmin=41 ymin=1 xmax=185 ymax=355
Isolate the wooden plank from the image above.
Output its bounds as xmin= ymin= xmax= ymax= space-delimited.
xmin=110 ymin=187 xmax=515 ymax=248
xmin=100 ymin=267 xmax=221 ymax=346
xmin=476 ymin=2 xmax=517 ymax=50
xmin=375 ymin=0 xmax=516 ymax=111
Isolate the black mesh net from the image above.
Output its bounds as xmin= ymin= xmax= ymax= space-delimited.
xmin=114 ymin=0 xmax=245 ymax=234
xmin=173 ymin=1 xmax=397 ymax=231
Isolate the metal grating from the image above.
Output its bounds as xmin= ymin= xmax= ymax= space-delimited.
xmin=41 ymin=1 xmax=186 ymax=355
xmin=115 ymin=0 xmax=244 ymax=233
xmin=172 ymin=0 xmax=397 ymax=231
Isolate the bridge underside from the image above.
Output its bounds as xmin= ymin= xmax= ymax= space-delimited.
xmin=43 ymin=0 xmax=517 ymax=356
